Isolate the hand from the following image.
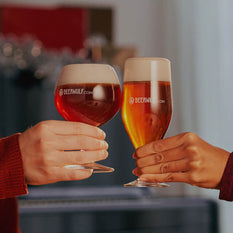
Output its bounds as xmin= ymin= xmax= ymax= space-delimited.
xmin=19 ymin=120 xmax=108 ymax=185
xmin=133 ymin=132 xmax=230 ymax=189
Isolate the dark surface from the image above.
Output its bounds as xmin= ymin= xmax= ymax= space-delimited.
xmin=19 ymin=186 xmax=219 ymax=233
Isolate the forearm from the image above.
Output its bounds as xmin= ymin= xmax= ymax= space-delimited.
xmin=0 ymin=134 xmax=28 ymax=199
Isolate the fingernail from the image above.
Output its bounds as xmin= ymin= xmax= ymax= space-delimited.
xmin=103 ymin=150 xmax=108 ymax=158
xmin=86 ymin=169 xmax=93 ymax=174
xmin=133 ymin=152 xmax=137 ymax=159
xmin=101 ymin=141 xmax=108 ymax=149
xmin=98 ymin=129 xmax=106 ymax=138
xmin=133 ymin=169 xmax=142 ymax=176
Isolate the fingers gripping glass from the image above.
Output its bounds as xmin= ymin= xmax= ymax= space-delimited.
xmin=54 ymin=64 xmax=121 ymax=173
xmin=121 ymin=57 xmax=172 ymax=187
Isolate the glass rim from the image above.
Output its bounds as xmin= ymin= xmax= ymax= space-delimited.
xmin=63 ymin=63 xmax=114 ymax=69
xmin=126 ymin=57 xmax=170 ymax=63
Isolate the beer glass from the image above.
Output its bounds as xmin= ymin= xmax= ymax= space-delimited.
xmin=55 ymin=64 xmax=121 ymax=173
xmin=122 ymin=57 xmax=172 ymax=187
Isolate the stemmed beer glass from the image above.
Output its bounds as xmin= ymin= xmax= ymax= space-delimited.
xmin=121 ymin=57 xmax=172 ymax=187
xmin=54 ymin=64 xmax=121 ymax=173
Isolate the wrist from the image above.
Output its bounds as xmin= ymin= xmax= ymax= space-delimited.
xmin=219 ymin=152 xmax=233 ymax=201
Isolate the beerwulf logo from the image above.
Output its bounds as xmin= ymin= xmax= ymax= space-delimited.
xmin=59 ymin=88 xmax=93 ymax=96
xmin=129 ymin=97 xmax=165 ymax=104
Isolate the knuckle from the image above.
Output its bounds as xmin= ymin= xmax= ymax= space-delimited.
xmin=34 ymin=121 xmax=49 ymax=135
xmin=184 ymin=145 xmax=200 ymax=160
xmin=183 ymin=132 xmax=199 ymax=144
xmin=164 ymin=173 xmax=174 ymax=182
xmin=152 ymin=141 xmax=163 ymax=153
xmin=189 ymin=160 xmax=201 ymax=169
xmin=189 ymin=171 xmax=201 ymax=183
xmin=172 ymin=161 xmax=180 ymax=171
xmin=160 ymin=163 xmax=168 ymax=173
xmin=36 ymin=138 xmax=49 ymax=153
xmin=154 ymin=153 xmax=164 ymax=163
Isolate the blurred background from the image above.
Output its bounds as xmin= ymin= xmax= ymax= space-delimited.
xmin=0 ymin=0 xmax=233 ymax=232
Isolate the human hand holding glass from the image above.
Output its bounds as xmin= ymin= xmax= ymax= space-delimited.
xmin=121 ymin=57 xmax=172 ymax=187
xmin=55 ymin=64 xmax=121 ymax=173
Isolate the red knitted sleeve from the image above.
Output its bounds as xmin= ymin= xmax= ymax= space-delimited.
xmin=0 ymin=134 xmax=28 ymax=199
xmin=219 ymin=152 xmax=233 ymax=201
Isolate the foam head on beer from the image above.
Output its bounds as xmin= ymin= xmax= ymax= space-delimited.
xmin=124 ymin=57 xmax=171 ymax=82
xmin=56 ymin=64 xmax=120 ymax=85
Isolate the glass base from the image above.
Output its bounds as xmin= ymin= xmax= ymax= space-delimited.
xmin=64 ymin=163 xmax=114 ymax=173
xmin=124 ymin=179 xmax=169 ymax=187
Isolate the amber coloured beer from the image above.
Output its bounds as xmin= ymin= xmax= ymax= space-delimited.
xmin=122 ymin=57 xmax=172 ymax=187
xmin=122 ymin=80 xmax=172 ymax=148
xmin=55 ymin=83 xmax=121 ymax=126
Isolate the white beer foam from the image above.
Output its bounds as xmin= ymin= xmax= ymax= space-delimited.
xmin=56 ymin=64 xmax=120 ymax=85
xmin=124 ymin=57 xmax=171 ymax=82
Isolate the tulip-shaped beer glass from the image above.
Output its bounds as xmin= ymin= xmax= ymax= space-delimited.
xmin=122 ymin=57 xmax=172 ymax=187
xmin=55 ymin=64 xmax=121 ymax=173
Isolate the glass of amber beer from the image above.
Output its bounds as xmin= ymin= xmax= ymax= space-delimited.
xmin=54 ymin=64 xmax=121 ymax=173
xmin=122 ymin=57 xmax=172 ymax=187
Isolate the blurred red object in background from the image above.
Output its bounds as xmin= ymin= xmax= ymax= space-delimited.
xmin=0 ymin=5 xmax=88 ymax=52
